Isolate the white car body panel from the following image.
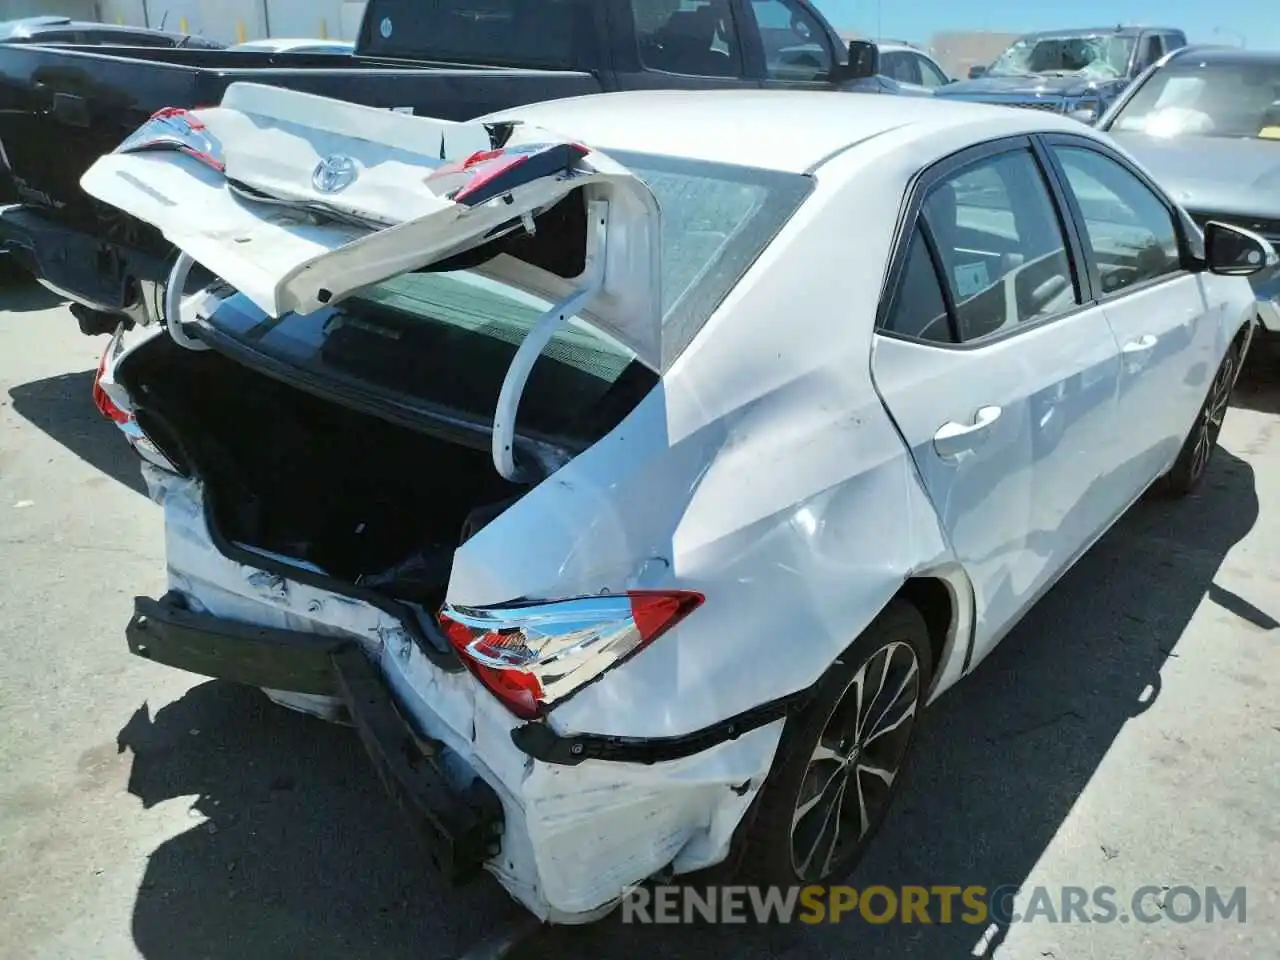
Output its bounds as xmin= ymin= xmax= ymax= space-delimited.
xmin=94 ymin=90 xmax=1262 ymax=921
xmin=81 ymin=83 xmax=665 ymax=368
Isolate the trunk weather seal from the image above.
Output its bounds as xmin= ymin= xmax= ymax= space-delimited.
xmin=510 ymin=688 xmax=811 ymax=766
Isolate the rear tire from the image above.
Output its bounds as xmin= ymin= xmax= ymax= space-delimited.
xmin=1159 ymin=339 xmax=1242 ymax=498
xmin=736 ymin=599 xmax=933 ymax=886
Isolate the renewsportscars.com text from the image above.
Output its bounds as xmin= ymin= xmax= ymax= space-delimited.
xmin=620 ymin=884 xmax=1247 ymax=925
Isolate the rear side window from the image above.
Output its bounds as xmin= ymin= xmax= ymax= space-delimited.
xmin=362 ymin=0 xmax=595 ymax=68
xmin=882 ymin=231 xmax=953 ymax=342
xmin=922 ymin=149 xmax=1080 ymax=342
xmin=633 ymin=0 xmax=743 ymax=78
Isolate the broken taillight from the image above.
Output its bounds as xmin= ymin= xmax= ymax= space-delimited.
xmin=438 ymin=590 xmax=703 ymax=720
xmin=92 ymin=340 xmax=131 ymax=424
xmin=114 ymin=106 xmax=225 ymax=172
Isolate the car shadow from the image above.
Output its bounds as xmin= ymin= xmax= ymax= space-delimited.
xmin=0 ymin=265 xmax=62 ymax=311
xmin=119 ymin=449 xmax=1259 ymax=960
xmin=1232 ymin=335 xmax=1280 ymax=415
xmin=118 ymin=683 xmax=531 ymax=960
xmin=7 ymin=369 xmax=147 ymax=496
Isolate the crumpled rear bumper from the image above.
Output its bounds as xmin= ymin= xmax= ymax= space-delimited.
xmin=128 ymin=591 xmax=503 ymax=882
xmin=139 ymin=465 xmax=785 ymax=921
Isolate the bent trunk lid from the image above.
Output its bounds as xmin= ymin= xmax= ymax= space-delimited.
xmin=80 ymin=82 xmax=664 ymax=369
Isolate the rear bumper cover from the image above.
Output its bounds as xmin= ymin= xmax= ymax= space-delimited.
xmin=126 ymin=592 xmax=503 ymax=883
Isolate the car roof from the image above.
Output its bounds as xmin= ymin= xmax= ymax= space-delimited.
xmin=485 ymin=89 xmax=1089 ymax=175
xmin=1165 ymin=45 xmax=1280 ymax=66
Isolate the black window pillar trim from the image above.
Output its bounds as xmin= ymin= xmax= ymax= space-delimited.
xmin=510 ymin=688 xmax=814 ymax=766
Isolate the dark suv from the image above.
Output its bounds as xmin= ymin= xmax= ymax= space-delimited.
xmin=933 ymin=25 xmax=1186 ymax=124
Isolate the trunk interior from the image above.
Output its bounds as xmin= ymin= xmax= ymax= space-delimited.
xmin=118 ymin=334 xmax=531 ymax=610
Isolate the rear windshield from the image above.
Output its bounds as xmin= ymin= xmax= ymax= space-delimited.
xmin=359 ymin=0 xmax=594 ymax=69
xmin=201 ymin=150 xmax=810 ymax=441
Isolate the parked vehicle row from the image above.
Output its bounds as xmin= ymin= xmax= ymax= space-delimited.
xmin=942 ymin=25 xmax=1189 ymax=123
xmin=83 ymin=81 xmax=1274 ymax=923
xmin=0 ymin=0 xmax=900 ymax=337
xmin=1098 ymin=45 xmax=1280 ymax=338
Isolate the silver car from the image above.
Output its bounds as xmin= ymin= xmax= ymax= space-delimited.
xmin=1099 ymin=45 xmax=1280 ymax=337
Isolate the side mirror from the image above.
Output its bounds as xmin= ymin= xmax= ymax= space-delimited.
xmin=835 ymin=40 xmax=879 ymax=82
xmin=1066 ymin=104 xmax=1101 ymax=125
xmin=968 ymin=65 xmax=987 ymax=79
xmin=1203 ymin=221 xmax=1278 ymax=277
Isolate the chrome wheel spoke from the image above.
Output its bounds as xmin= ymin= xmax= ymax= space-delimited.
xmin=855 ymin=647 xmax=894 ymax=741
xmin=795 ymin=774 xmax=848 ymax=878
xmin=792 ymin=758 xmax=845 ymax=830
xmin=862 ymin=697 xmax=918 ymax=747
xmin=865 ymin=657 xmax=919 ymax=740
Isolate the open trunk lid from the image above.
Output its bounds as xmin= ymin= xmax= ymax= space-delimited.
xmin=80 ymin=82 xmax=664 ymax=369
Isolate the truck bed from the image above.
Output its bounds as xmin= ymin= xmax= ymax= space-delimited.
xmin=0 ymin=42 xmax=602 ymax=222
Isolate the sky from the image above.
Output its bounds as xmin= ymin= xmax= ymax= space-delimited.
xmin=812 ymin=0 xmax=1279 ymax=53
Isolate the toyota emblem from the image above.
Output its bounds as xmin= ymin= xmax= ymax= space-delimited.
xmin=311 ymin=154 xmax=358 ymax=193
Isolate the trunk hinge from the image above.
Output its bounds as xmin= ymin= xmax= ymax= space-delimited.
xmin=490 ymin=199 xmax=609 ymax=482
xmin=163 ymin=251 xmax=211 ymax=352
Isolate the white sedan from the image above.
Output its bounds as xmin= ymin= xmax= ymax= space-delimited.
xmin=84 ymin=84 xmax=1272 ymax=922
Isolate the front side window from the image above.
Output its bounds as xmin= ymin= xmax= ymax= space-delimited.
xmin=632 ymin=0 xmax=743 ymax=78
xmin=921 ymin=149 xmax=1080 ymax=342
xmin=745 ymin=0 xmax=833 ymax=82
xmin=1108 ymin=58 xmax=1280 ymax=140
xmin=915 ymin=54 xmax=950 ymax=88
xmin=1052 ymin=146 xmax=1182 ymax=295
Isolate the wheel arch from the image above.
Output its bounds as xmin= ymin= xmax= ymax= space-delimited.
xmin=893 ymin=564 xmax=975 ymax=703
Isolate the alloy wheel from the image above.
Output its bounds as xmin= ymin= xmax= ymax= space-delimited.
xmin=1189 ymin=351 xmax=1236 ymax=482
xmin=789 ymin=640 xmax=921 ymax=881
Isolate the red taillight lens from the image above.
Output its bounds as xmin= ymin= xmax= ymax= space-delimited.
xmin=438 ymin=590 xmax=704 ymax=720
xmin=92 ymin=343 xmax=131 ymax=425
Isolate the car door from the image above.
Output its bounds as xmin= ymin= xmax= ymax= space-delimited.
xmin=870 ymin=138 xmax=1124 ymax=664
xmin=613 ymin=0 xmax=762 ymax=90
xmin=1042 ymin=136 xmax=1216 ymax=504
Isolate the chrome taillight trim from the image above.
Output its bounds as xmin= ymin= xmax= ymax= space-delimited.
xmin=114 ymin=107 xmax=225 ymax=172
xmin=441 ymin=591 xmax=702 ymax=712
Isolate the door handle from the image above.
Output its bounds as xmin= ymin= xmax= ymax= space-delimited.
xmin=933 ymin=405 xmax=1002 ymax=460
xmin=1122 ymin=334 xmax=1157 ymax=354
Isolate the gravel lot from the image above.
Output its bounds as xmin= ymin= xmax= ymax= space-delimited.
xmin=1 ymin=283 xmax=1277 ymax=960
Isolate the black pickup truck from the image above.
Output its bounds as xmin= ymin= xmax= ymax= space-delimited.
xmin=0 ymin=0 xmax=894 ymax=334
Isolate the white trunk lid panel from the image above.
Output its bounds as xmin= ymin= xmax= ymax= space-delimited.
xmin=80 ymin=82 xmax=664 ymax=369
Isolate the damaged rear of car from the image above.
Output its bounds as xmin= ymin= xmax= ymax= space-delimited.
xmin=86 ymin=83 xmax=831 ymax=920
